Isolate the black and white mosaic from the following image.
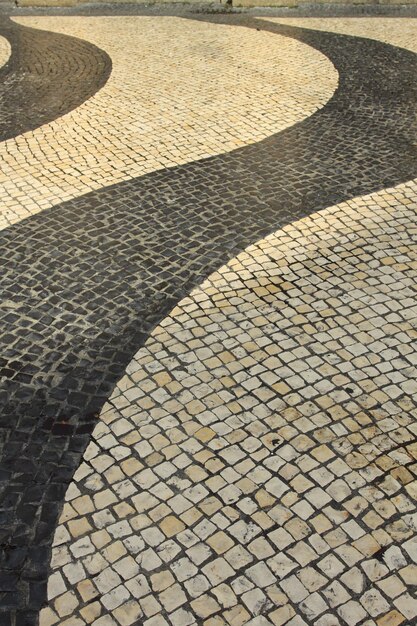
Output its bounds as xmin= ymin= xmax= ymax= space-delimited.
xmin=0 ymin=11 xmax=416 ymax=626
xmin=0 ymin=16 xmax=111 ymax=142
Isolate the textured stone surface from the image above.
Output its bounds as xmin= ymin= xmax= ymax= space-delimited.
xmin=263 ymin=16 xmax=417 ymax=50
xmin=45 ymin=179 xmax=417 ymax=625
xmin=0 ymin=15 xmax=337 ymax=228
xmin=0 ymin=12 xmax=416 ymax=625
xmin=0 ymin=34 xmax=10 ymax=67
xmin=0 ymin=15 xmax=111 ymax=141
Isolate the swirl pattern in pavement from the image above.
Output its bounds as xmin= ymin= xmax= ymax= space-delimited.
xmin=0 ymin=15 xmax=416 ymax=624
xmin=0 ymin=16 xmax=337 ymax=228
xmin=263 ymin=17 xmax=417 ymax=52
xmin=0 ymin=16 xmax=111 ymax=142
xmin=43 ymin=16 xmax=417 ymax=626
xmin=44 ymin=178 xmax=417 ymax=626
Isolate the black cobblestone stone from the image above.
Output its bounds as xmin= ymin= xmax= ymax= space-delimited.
xmin=0 ymin=13 xmax=416 ymax=624
xmin=0 ymin=16 xmax=111 ymax=141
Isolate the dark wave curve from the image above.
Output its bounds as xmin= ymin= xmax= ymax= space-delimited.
xmin=0 ymin=16 xmax=112 ymax=141
xmin=0 ymin=16 xmax=416 ymax=623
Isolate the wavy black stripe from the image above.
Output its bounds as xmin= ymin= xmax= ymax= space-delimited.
xmin=0 ymin=16 xmax=416 ymax=623
xmin=0 ymin=16 xmax=111 ymax=141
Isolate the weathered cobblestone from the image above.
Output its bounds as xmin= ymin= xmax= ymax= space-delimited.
xmin=45 ymin=179 xmax=417 ymax=626
xmin=0 ymin=16 xmax=337 ymax=228
xmin=264 ymin=17 xmax=417 ymax=50
xmin=0 ymin=12 xmax=416 ymax=625
xmin=0 ymin=16 xmax=111 ymax=141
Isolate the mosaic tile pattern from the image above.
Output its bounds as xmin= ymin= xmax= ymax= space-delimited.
xmin=0 ymin=16 xmax=338 ymax=228
xmin=263 ymin=17 xmax=417 ymax=52
xmin=44 ymin=178 xmax=417 ymax=626
xmin=0 ymin=16 xmax=111 ymax=142
xmin=0 ymin=35 xmax=11 ymax=67
xmin=0 ymin=15 xmax=416 ymax=624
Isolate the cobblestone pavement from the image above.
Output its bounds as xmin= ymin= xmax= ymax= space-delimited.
xmin=0 ymin=17 xmax=111 ymax=142
xmin=0 ymin=11 xmax=416 ymax=626
xmin=0 ymin=16 xmax=337 ymax=228
xmin=45 ymin=179 xmax=417 ymax=626
xmin=262 ymin=17 xmax=417 ymax=51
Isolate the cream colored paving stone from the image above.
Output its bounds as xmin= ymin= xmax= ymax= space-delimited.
xmin=39 ymin=17 xmax=417 ymax=626
xmin=43 ymin=178 xmax=417 ymax=625
xmin=0 ymin=16 xmax=338 ymax=228
xmin=262 ymin=18 xmax=417 ymax=53
xmin=0 ymin=35 xmax=11 ymax=68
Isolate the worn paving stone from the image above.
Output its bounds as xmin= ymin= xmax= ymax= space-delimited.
xmin=0 ymin=16 xmax=111 ymax=142
xmin=45 ymin=179 xmax=417 ymax=626
xmin=0 ymin=12 xmax=416 ymax=626
xmin=264 ymin=16 xmax=417 ymax=50
xmin=0 ymin=15 xmax=337 ymax=228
